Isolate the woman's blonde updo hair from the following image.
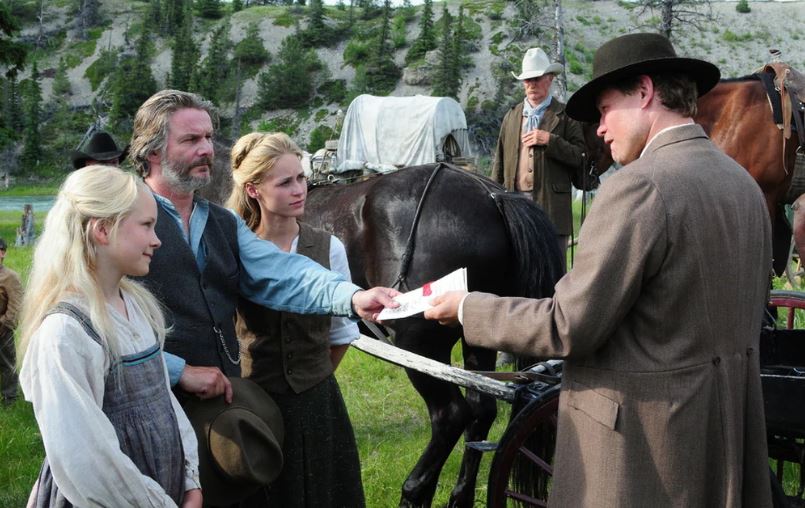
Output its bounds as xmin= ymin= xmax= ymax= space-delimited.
xmin=18 ymin=165 xmax=167 ymax=369
xmin=226 ymin=132 xmax=303 ymax=231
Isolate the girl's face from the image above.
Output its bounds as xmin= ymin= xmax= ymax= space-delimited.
xmin=248 ymin=153 xmax=307 ymax=219
xmin=107 ymin=190 xmax=161 ymax=277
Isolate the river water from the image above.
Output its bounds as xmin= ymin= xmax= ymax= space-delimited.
xmin=0 ymin=196 xmax=56 ymax=212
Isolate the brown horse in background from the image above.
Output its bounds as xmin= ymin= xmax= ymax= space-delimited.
xmin=588 ymin=73 xmax=801 ymax=274
xmin=696 ymin=75 xmax=801 ymax=274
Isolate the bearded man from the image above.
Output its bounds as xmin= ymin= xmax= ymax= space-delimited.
xmin=128 ymin=90 xmax=397 ymax=402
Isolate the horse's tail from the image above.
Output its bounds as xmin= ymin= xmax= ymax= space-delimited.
xmin=491 ymin=191 xmax=564 ymax=302
xmin=492 ymin=192 xmax=564 ymax=502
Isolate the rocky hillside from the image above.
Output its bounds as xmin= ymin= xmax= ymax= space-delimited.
xmin=6 ymin=0 xmax=805 ymax=173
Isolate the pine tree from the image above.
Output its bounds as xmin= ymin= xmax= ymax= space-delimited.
xmin=303 ymin=0 xmax=331 ymax=47
xmin=234 ymin=22 xmax=269 ymax=65
xmin=195 ymin=0 xmax=223 ymax=19
xmin=171 ymin=14 xmax=199 ymax=90
xmin=21 ymin=62 xmax=42 ymax=172
xmin=258 ymin=35 xmax=322 ymax=109
xmin=431 ymin=4 xmax=459 ymax=98
xmin=232 ymin=0 xmax=243 ymax=12
xmin=77 ymin=0 xmax=100 ymax=39
xmin=0 ymin=2 xmax=27 ymax=78
xmin=3 ymin=75 xmax=24 ymax=132
xmin=52 ymin=57 xmax=71 ymax=96
xmin=190 ymin=22 xmax=231 ymax=104
xmin=110 ymin=29 xmax=157 ymax=123
xmin=405 ymin=0 xmax=435 ymax=64
xmin=364 ymin=0 xmax=399 ymax=94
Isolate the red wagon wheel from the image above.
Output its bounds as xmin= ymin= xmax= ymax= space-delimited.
xmin=770 ymin=290 xmax=805 ymax=330
xmin=487 ymin=385 xmax=560 ymax=508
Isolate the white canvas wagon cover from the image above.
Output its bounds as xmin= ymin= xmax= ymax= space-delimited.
xmin=336 ymin=94 xmax=471 ymax=172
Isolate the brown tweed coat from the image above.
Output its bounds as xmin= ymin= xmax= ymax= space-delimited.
xmin=466 ymin=125 xmax=773 ymax=507
xmin=490 ymin=99 xmax=585 ymax=235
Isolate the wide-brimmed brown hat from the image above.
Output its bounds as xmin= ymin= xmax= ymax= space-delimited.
xmin=566 ymin=32 xmax=721 ymax=122
xmin=70 ymin=132 xmax=129 ymax=169
xmin=182 ymin=377 xmax=284 ymax=506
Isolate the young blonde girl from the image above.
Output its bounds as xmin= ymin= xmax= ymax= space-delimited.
xmin=18 ymin=165 xmax=202 ymax=507
xmin=227 ymin=132 xmax=365 ymax=507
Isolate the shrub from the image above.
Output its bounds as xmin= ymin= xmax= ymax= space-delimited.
xmin=343 ymin=39 xmax=371 ymax=66
xmin=257 ymin=115 xmax=300 ymax=136
xmin=234 ymin=23 xmax=270 ymax=65
xmin=736 ymin=0 xmax=751 ymax=13
xmin=319 ymin=79 xmax=347 ymax=104
xmin=308 ymin=125 xmax=335 ymax=152
xmin=84 ymin=48 xmax=118 ymax=91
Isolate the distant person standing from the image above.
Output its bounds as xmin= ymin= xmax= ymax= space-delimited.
xmin=0 ymin=237 xmax=22 ymax=406
xmin=491 ymin=47 xmax=586 ymax=270
xmin=70 ymin=131 xmax=129 ymax=170
xmin=15 ymin=204 xmax=35 ymax=247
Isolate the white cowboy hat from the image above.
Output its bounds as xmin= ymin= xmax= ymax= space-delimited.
xmin=512 ymin=48 xmax=564 ymax=80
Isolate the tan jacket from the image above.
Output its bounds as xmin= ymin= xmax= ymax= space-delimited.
xmin=466 ymin=125 xmax=773 ymax=507
xmin=491 ymin=99 xmax=585 ymax=235
xmin=0 ymin=265 xmax=22 ymax=333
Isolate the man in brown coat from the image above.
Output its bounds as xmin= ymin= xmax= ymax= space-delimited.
xmin=0 ymin=237 xmax=23 ymax=405
xmin=426 ymin=33 xmax=773 ymax=506
xmin=491 ymin=47 xmax=585 ymax=267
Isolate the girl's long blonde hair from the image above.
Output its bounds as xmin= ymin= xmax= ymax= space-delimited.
xmin=226 ymin=132 xmax=303 ymax=231
xmin=17 ymin=165 xmax=167 ymax=369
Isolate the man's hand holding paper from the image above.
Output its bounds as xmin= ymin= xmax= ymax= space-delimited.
xmin=377 ymin=268 xmax=468 ymax=321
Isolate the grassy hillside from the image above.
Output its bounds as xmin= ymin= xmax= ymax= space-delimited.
xmin=2 ymin=0 xmax=804 ymax=178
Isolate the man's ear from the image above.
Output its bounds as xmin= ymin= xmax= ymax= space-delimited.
xmin=637 ymin=75 xmax=654 ymax=107
xmin=90 ymin=218 xmax=111 ymax=246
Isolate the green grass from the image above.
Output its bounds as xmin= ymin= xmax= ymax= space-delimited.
xmin=1 ymin=193 xmax=804 ymax=505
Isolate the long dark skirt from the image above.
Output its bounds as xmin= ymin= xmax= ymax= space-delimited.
xmin=263 ymin=374 xmax=365 ymax=508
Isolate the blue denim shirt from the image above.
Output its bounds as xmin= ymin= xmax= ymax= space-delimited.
xmin=155 ymin=194 xmax=361 ymax=385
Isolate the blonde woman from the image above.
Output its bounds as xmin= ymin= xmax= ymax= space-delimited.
xmin=19 ymin=165 xmax=202 ymax=507
xmin=228 ymin=133 xmax=364 ymax=507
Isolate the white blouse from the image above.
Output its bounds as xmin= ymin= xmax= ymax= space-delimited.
xmin=20 ymin=291 xmax=200 ymax=508
xmin=290 ymin=234 xmax=360 ymax=346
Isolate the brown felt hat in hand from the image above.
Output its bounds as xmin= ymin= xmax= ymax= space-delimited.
xmin=183 ymin=377 xmax=285 ymax=506
xmin=566 ymin=32 xmax=721 ymax=122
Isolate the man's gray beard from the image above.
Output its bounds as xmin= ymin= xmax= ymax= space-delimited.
xmin=161 ymin=154 xmax=211 ymax=194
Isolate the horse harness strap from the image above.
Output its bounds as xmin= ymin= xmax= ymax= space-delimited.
xmin=758 ymin=66 xmax=805 ymax=202
xmin=392 ymin=164 xmax=445 ymax=291
xmin=391 ymin=163 xmax=502 ymax=291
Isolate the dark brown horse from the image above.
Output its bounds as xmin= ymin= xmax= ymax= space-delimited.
xmin=586 ymin=73 xmax=802 ymax=274
xmin=304 ymin=163 xmax=565 ymax=507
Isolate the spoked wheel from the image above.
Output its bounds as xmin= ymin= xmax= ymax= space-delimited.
xmin=487 ymin=385 xmax=560 ymax=508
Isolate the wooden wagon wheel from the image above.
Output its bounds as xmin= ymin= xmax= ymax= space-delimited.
xmin=487 ymin=384 xmax=561 ymax=508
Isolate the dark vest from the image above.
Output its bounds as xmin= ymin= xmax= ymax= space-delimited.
xmin=237 ymin=223 xmax=332 ymax=394
xmin=139 ymin=201 xmax=242 ymax=377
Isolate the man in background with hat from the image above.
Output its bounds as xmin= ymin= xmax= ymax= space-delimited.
xmin=491 ymin=47 xmax=586 ymax=269
xmin=425 ymin=32 xmax=773 ymax=505
xmin=71 ymin=131 xmax=128 ymax=169
xmin=0 ymin=237 xmax=22 ymax=406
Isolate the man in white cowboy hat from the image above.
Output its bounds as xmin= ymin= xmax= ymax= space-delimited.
xmin=426 ymin=32 xmax=773 ymax=506
xmin=491 ymin=47 xmax=586 ymax=269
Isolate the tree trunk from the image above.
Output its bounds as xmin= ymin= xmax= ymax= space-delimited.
xmin=661 ymin=0 xmax=673 ymax=39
